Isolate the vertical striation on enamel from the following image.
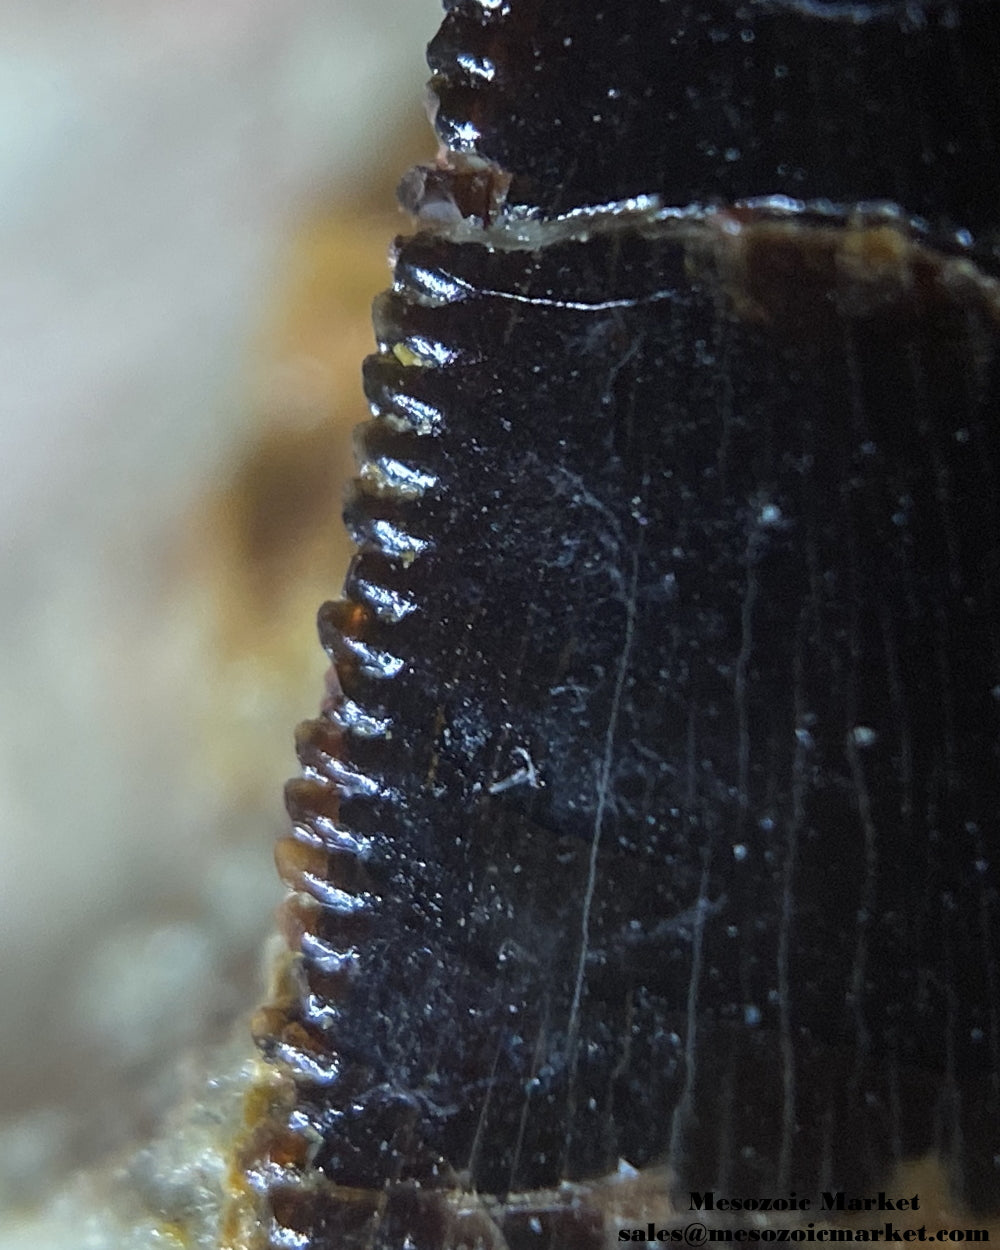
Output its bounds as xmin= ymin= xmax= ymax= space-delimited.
xmin=240 ymin=2 xmax=1000 ymax=1247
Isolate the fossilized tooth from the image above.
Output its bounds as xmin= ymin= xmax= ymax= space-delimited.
xmin=235 ymin=0 xmax=1000 ymax=1246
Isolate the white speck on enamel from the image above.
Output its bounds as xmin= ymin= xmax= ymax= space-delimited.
xmin=456 ymin=51 xmax=496 ymax=82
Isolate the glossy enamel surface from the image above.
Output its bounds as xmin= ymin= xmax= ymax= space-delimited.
xmin=431 ymin=0 xmax=1000 ymax=246
xmin=240 ymin=3 xmax=1000 ymax=1246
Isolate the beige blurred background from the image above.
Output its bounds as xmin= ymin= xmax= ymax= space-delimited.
xmin=0 ymin=0 xmax=440 ymax=1229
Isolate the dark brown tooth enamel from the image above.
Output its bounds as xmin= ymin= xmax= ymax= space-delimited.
xmin=429 ymin=0 xmax=1000 ymax=247
xmin=235 ymin=0 xmax=1000 ymax=1244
